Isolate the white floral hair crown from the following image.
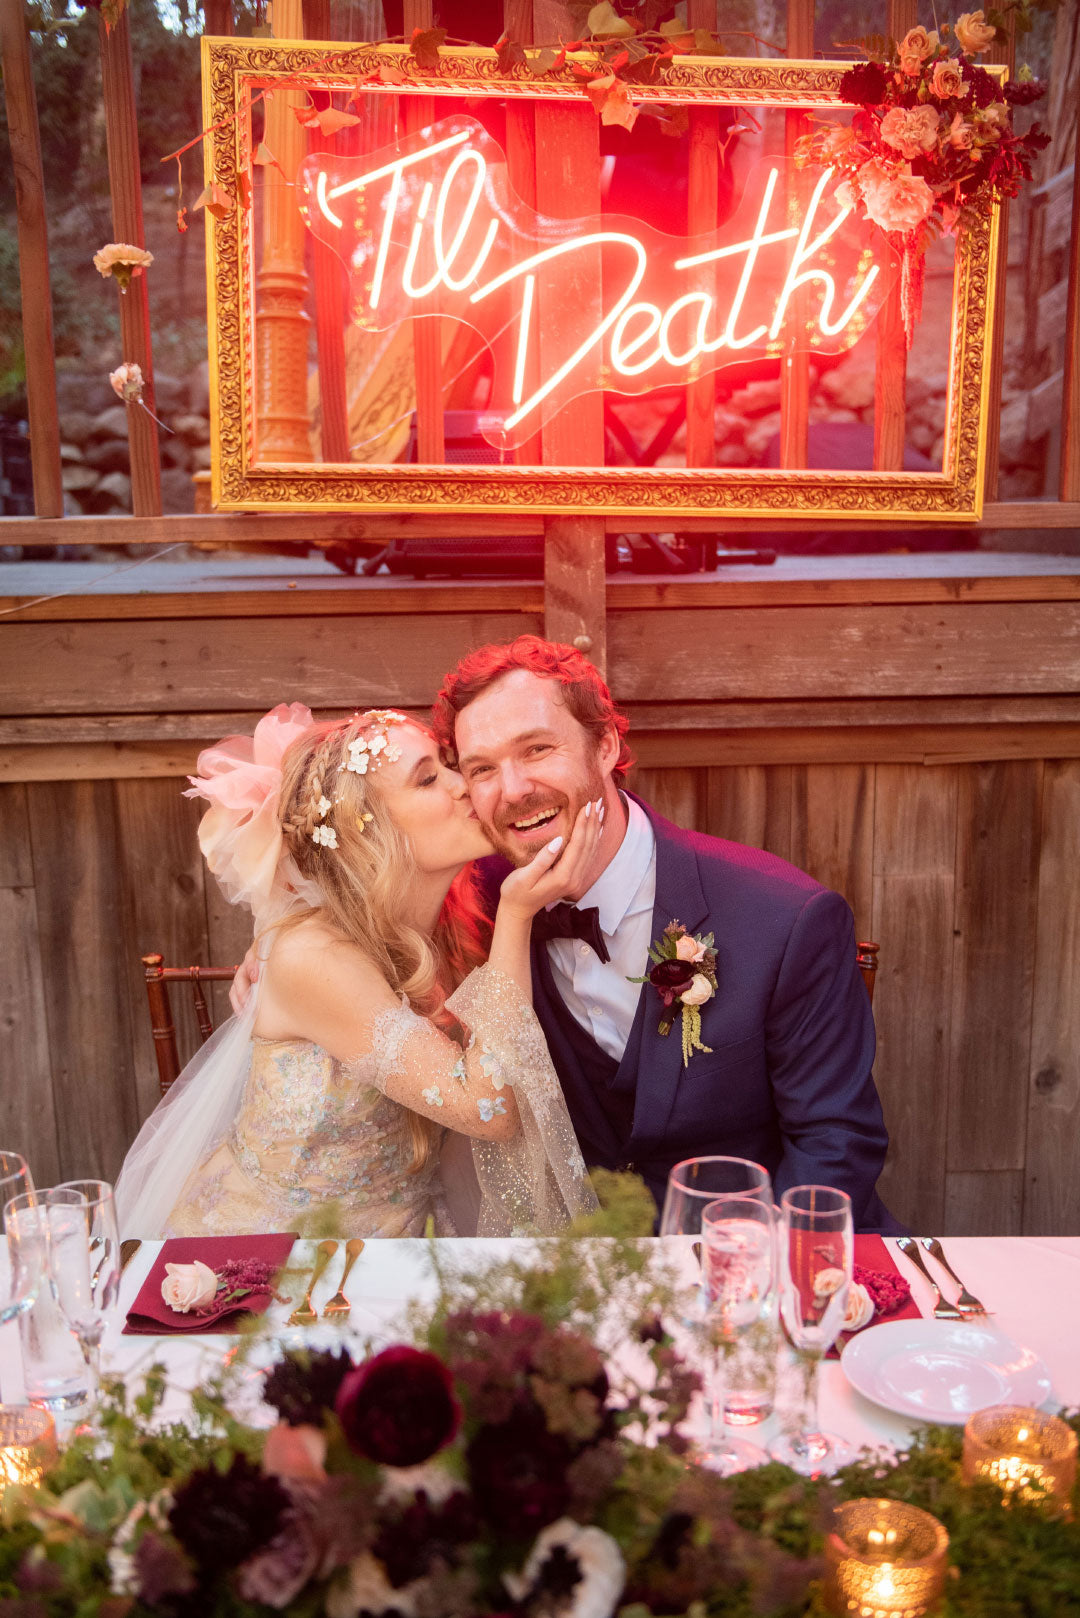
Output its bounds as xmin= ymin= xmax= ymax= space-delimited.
xmin=309 ymin=710 xmax=410 ymax=851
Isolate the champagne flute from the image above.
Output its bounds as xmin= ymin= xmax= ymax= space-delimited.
xmin=659 ymin=1156 xmax=773 ymax=1238
xmin=696 ymin=1193 xmax=776 ymax=1474
xmin=769 ymin=1184 xmax=854 ymax=1477
xmin=0 ymin=1152 xmax=40 ymax=1326
xmin=45 ymin=1181 xmax=120 ymax=1408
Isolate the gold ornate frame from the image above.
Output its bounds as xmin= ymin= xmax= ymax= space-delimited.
xmin=203 ymin=39 xmax=1001 ymax=522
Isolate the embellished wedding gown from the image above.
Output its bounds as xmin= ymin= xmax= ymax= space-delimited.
xmin=157 ymin=965 xmax=594 ymax=1239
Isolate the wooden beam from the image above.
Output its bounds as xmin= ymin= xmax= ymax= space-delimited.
xmin=981 ymin=17 xmax=1016 ymax=503
xmin=403 ymin=0 xmax=444 ymax=465
xmin=1061 ymin=118 xmax=1080 ymax=500
xmin=873 ymin=0 xmax=916 ymax=471
xmin=0 ymin=0 xmax=62 ymax=517
xmin=685 ymin=0 xmax=718 ymax=469
xmin=99 ymin=10 xmax=161 ymax=516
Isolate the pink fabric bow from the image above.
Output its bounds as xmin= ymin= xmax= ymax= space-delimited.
xmin=185 ymin=703 xmax=316 ymax=916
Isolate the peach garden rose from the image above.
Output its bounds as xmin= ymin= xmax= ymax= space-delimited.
xmin=954 ymin=9 xmax=997 ymax=54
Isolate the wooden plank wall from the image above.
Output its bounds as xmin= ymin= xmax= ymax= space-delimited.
xmin=2 ymin=711 xmax=1077 ymax=1236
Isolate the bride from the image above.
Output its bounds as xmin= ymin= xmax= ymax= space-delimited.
xmin=115 ymin=703 xmax=600 ymax=1239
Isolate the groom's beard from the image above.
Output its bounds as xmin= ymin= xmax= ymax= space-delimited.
xmin=483 ymin=767 xmax=604 ymax=867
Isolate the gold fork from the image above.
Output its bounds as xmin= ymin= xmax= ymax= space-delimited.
xmin=322 ymin=1238 xmax=366 ymax=1319
xmin=286 ymin=1239 xmax=338 ymax=1326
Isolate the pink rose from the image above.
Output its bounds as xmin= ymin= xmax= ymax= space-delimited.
xmin=263 ymin=1422 xmax=328 ymax=1482
xmin=862 ymin=167 xmax=935 ymax=234
xmin=843 ymin=1282 xmax=875 ymax=1331
xmin=679 ymin=973 xmax=713 ymax=1007
xmin=161 ymin=1259 xmax=218 ymax=1313
xmin=898 ymin=25 xmax=937 ymax=62
xmin=955 ymin=9 xmax=997 ymax=54
xmin=948 ymin=111 xmax=977 ymax=149
xmin=834 ymin=178 xmax=858 ymax=212
xmin=880 ymin=104 xmax=941 ymax=160
xmin=931 ymin=60 xmax=968 ymax=99
xmin=674 ymin=933 xmax=705 ymax=963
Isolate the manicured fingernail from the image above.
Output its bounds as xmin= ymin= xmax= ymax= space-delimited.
xmin=584 ymin=801 xmax=592 ymax=818
xmin=547 ymin=835 xmax=564 ymax=851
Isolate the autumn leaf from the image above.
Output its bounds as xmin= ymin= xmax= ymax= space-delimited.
xmin=658 ymin=17 xmax=692 ymax=46
xmin=587 ymin=1 xmax=634 ymax=38
xmin=193 ymin=183 xmax=234 ymax=220
xmin=528 ymin=46 xmax=562 ymax=75
xmin=376 ymin=59 xmax=407 ymax=84
xmin=313 ymin=107 xmax=361 ymax=135
xmin=410 ymin=24 xmax=446 ymax=70
xmin=100 ymin=0 xmax=127 ymax=31
xmin=497 ymin=36 xmax=527 ymax=73
xmin=235 ymin=166 xmax=253 ymax=209
xmin=587 ymin=71 xmax=638 ymax=130
xmin=252 ymin=141 xmax=288 ymax=179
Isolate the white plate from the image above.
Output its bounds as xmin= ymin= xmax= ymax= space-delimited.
xmin=840 ymin=1317 xmax=1053 ymax=1424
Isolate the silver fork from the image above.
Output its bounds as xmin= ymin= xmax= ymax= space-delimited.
xmin=895 ymin=1236 xmax=964 ymax=1320
xmin=920 ymin=1237 xmax=991 ymax=1316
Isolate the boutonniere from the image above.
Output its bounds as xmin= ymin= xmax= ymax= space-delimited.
xmin=628 ymin=920 xmax=717 ymax=1068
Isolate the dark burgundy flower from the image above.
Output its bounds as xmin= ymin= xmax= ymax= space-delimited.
xmin=961 ymin=60 xmax=1001 ymax=108
xmin=263 ymin=1346 xmax=353 ymax=1426
xmin=466 ymin=1409 xmax=574 ymax=1537
xmin=168 ymin=1454 xmax=289 ymax=1573
xmin=839 ymin=60 xmax=889 ymax=106
xmin=373 ymin=1489 xmax=478 ymax=1587
xmin=134 ymin=1531 xmax=197 ymax=1606
xmin=1004 ymin=77 xmax=1046 ymax=106
xmin=336 ymin=1346 xmax=462 ymax=1468
xmin=649 ymin=957 xmax=696 ymax=1007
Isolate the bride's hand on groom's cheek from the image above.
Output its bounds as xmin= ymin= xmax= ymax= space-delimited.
xmin=499 ymin=798 xmax=605 ymax=919
xmin=229 ymin=943 xmax=260 ymax=1015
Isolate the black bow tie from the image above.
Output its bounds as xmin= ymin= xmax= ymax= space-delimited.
xmin=532 ymin=902 xmax=611 ymax=964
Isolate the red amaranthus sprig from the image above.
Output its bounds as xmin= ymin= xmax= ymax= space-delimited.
xmin=794 ymin=12 xmax=1050 ymax=343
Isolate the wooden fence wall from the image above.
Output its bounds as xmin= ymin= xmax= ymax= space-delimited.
xmin=1 ymin=560 xmax=1078 ymax=1236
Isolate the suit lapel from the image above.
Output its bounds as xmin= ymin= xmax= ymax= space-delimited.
xmin=626 ymin=801 xmax=710 ymax=1150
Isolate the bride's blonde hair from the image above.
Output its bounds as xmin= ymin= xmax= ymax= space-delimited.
xmin=274 ymin=714 xmax=490 ymax=1171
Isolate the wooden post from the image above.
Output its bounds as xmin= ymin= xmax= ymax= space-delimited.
xmin=99 ymin=10 xmax=161 ymax=515
xmin=303 ymin=0 xmax=349 ymax=462
xmin=505 ymin=0 xmax=541 ymax=466
xmin=535 ymin=97 xmax=606 ymax=670
xmin=402 ymin=0 xmax=444 ymax=464
xmin=255 ymin=0 xmax=312 ymax=462
xmin=0 ymin=0 xmax=62 ymax=517
xmin=685 ymin=0 xmax=718 ymax=468
xmin=202 ymin=0 xmax=233 ymax=33
xmin=873 ymin=0 xmax=916 ymax=471
xmin=1060 ymin=117 xmax=1080 ymax=501
xmin=779 ymin=0 xmax=812 ymax=469
xmin=981 ymin=18 xmax=1016 ymax=502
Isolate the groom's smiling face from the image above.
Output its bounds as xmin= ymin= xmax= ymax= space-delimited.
xmin=454 ymin=669 xmax=615 ymax=867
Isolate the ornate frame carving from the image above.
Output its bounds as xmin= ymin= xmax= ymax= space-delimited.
xmin=203 ymin=39 xmax=1001 ymax=522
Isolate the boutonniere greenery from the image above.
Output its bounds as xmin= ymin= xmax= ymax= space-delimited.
xmin=629 ymin=919 xmax=718 ymax=1068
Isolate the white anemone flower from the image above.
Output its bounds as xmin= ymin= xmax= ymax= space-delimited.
xmin=504 ymin=1518 xmax=626 ymax=1618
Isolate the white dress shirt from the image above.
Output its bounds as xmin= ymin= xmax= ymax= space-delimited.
xmin=545 ymin=796 xmax=656 ymax=1060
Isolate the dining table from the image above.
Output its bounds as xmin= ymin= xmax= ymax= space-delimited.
xmin=2 ymin=1235 xmax=1078 ymax=1454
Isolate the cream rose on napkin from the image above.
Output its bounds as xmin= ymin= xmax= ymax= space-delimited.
xmin=161 ymin=1259 xmax=218 ymax=1313
xmin=842 ymin=1282 xmax=875 ymax=1330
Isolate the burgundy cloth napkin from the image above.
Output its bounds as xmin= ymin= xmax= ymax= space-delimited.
xmin=828 ymin=1233 xmax=923 ymax=1357
xmin=124 ymin=1233 xmax=297 ymax=1335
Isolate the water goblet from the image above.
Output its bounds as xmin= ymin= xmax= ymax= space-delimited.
xmin=769 ymin=1184 xmax=854 ymax=1477
xmin=6 ymin=1192 xmax=89 ymax=1414
xmin=0 ymin=1152 xmax=40 ymax=1327
xmin=659 ymin=1155 xmax=773 ymax=1238
xmin=696 ymin=1193 xmax=777 ymax=1474
xmin=45 ymin=1182 xmax=120 ymax=1408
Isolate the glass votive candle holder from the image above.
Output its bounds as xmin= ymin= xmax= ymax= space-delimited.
xmin=962 ymin=1405 xmax=1077 ymax=1512
xmin=824 ymin=1498 xmax=948 ymax=1618
xmin=0 ymin=1404 xmax=58 ymax=1493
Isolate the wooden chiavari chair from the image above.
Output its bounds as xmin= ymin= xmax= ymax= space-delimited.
xmin=142 ymin=953 xmax=238 ymax=1096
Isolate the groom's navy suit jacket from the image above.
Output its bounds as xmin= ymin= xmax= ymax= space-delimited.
xmin=479 ymin=796 xmax=896 ymax=1233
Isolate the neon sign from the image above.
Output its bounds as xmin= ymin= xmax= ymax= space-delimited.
xmin=298 ymin=115 xmax=889 ymax=450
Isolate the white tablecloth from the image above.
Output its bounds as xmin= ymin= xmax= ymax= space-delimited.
xmin=4 ymin=1236 xmax=1079 ymax=1455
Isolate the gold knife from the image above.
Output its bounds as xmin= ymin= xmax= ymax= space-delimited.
xmin=120 ymin=1238 xmax=142 ymax=1274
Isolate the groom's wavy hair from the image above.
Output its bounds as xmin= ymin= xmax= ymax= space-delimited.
xmin=432 ymin=636 xmax=633 ymax=781
xmin=273 ymin=715 xmax=490 ymax=1174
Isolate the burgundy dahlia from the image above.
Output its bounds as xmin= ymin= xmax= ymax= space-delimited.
xmin=839 ymin=60 xmax=889 ymax=106
xmin=372 ymin=1489 xmax=478 ymax=1587
xmin=466 ymin=1409 xmax=574 ymax=1536
xmin=335 ymin=1346 xmax=462 ymax=1468
xmin=168 ymin=1453 xmax=290 ymax=1572
xmin=263 ymin=1346 xmax=353 ymax=1426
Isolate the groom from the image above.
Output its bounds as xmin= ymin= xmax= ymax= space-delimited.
xmin=433 ymin=635 xmax=897 ymax=1234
